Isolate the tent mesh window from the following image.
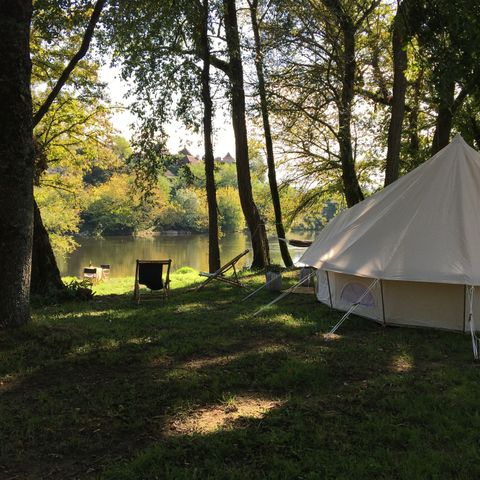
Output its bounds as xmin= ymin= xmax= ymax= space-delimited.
xmin=340 ymin=283 xmax=376 ymax=307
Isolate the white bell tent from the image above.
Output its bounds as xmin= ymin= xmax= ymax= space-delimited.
xmin=299 ymin=135 xmax=480 ymax=353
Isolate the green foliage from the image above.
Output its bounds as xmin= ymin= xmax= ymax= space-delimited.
xmin=62 ymin=279 xmax=95 ymax=301
xmin=215 ymin=163 xmax=238 ymax=188
xmin=35 ymin=187 xmax=80 ymax=256
xmin=175 ymin=266 xmax=199 ymax=275
xmin=31 ymin=279 xmax=93 ymax=306
xmin=217 ymin=187 xmax=244 ymax=232
xmin=158 ymin=188 xmax=209 ymax=233
xmin=81 ymin=175 xmax=142 ymax=236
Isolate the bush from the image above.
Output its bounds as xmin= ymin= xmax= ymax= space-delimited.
xmin=175 ymin=266 xmax=198 ymax=275
xmin=217 ymin=187 xmax=244 ymax=233
xmin=31 ymin=280 xmax=94 ymax=306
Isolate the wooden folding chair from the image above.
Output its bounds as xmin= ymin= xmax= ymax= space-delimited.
xmin=195 ymin=249 xmax=249 ymax=291
xmin=100 ymin=264 xmax=111 ymax=280
xmin=134 ymin=259 xmax=172 ymax=304
xmin=83 ymin=267 xmax=99 ymax=284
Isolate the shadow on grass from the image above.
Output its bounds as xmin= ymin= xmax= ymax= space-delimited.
xmin=0 ymin=278 xmax=479 ymax=479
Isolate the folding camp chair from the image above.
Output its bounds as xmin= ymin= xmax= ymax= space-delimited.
xmin=196 ymin=249 xmax=249 ymax=291
xmin=83 ymin=267 xmax=99 ymax=283
xmin=134 ymin=259 xmax=172 ymax=304
xmin=100 ymin=264 xmax=111 ymax=281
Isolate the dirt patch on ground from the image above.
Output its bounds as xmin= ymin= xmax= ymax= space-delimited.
xmin=166 ymin=396 xmax=283 ymax=435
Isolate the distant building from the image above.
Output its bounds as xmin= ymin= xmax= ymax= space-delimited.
xmin=222 ymin=152 xmax=235 ymax=164
xmin=178 ymin=147 xmax=201 ymax=165
xmin=164 ymin=148 xmax=234 ymax=179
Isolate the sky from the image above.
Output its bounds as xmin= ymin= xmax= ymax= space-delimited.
xmin=100 ymin=65 xmax=237 ymax=159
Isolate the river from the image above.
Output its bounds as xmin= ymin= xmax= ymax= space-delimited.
xmin=57 ymin=231 xmax=318 ymax=278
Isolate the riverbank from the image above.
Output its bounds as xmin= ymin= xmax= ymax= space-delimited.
xmin=1 ymin=272 xmax=479 ymax=479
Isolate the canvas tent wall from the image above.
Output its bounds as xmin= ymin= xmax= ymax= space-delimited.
xmin=300 ymin=135 xmax=480 ymax=333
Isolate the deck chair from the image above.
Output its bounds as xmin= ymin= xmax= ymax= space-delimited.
xmin=83 ymin=267 xmax=99 ymax=283
xmin=100 ymin=264 xmax=111 ymax=281
xmin=134 ymin=259 xmax=171 ymax=304
xmin=196 ymin=249 xmax=249 ymax=291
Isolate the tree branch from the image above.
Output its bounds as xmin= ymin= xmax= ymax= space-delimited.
xmin=33 ymin=0 xmax=107 ymax=127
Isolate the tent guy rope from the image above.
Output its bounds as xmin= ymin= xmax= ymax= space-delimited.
xmin=328 ymin=279 xmax=380 ymax=335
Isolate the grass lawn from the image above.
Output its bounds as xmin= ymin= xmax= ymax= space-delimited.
xmin=1 ymin=269 xmax=480 ymax=479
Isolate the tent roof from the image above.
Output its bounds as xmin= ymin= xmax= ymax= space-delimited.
xmin=300 ymin=135 xmax=480 ymax=285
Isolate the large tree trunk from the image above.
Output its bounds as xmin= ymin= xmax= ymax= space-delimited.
xmin=431 ymin=81 xmax=467 ymax=155
xmin=223 ymin=0 xmax=270 ymax=268
xmin=384 ymin=1 xmax=408 ymax=187
xmin=0 ymin=0 xmax=34 ymax=327
xmin=200 ymin=0 xmax=221 ymax=273
xmin=338 ymin=17 xmax=364 ymax=207
xmin=431 ymin=79 xmax=455 ymax=155
xmin=31 ymin=201 xmax=65 ymax=295
xmin=249 ymin=0 xmax=293 ymax=268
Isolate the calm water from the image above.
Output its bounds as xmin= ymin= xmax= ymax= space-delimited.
xmin=57 ymin=231 xmax=317 ymax=278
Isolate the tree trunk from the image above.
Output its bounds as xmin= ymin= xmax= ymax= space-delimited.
xmin=249 ymin=0 xmax=292 ymax=268
xmin=223 ymin=0 xmax=270 ymax=268
xmin=407 ymin=72 xmax=422 ymax=160
xmin=384 ymin=1 xmax=408 ymax=187
xmin=338 ymin=17 xmax=364 ymax=207
xmin=431 ymin=79 xmax=455 ymax=155
xmin=200 ymin=0 xmax=221 ymax=273
xmin=0 ymin=0 xmax=34 ymax=327
xmin=431 ymin=81 xmax=468 ymax=155
xmin=31 ymin=201 xmax=65 ymax=295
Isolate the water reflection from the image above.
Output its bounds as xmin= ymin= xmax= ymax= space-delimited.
xmin=57 ymin=232 xmax=317 ymax=278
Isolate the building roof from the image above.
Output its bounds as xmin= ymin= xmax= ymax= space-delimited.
xmin=178 ymin=147 xmax=201 ymax=165
xmin=222 ymin=152 xmax=235 ymax=164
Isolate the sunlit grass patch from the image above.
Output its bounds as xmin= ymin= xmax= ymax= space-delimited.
xmin=166 ymin=395 xmax=284 ymax=436
xmin=391 ymin=353 xmax=414 ymax=373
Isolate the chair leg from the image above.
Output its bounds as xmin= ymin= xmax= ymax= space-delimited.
xmin=134 ymin=281 xmax=140 ymax=304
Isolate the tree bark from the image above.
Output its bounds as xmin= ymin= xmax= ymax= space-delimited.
xmin=407 ymin=72 xmax=422 ymax=160
xmin=431 ymin=82 xmax=468 ymax=155
xmin=0 ymin=0 xmax=35 ymax=327
xmin=31 ymin=202 xmax=65 ymax=295
xmin=431 ymin=79 xmax=455 ymax=155
xmin=223 ymin=0 xmax=270 ymax=268
xmin=200 ymin=0 xmax=221 ymax=273
xmin=338 ymin=15 xmax=364 ymax=207
xmin=249 ymin=0 xmax=293 ymax=268
xmin=384 ymin=1 xmax=408 ymax=187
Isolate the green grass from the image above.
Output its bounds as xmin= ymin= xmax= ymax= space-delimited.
xmin=1 ymin=270 xmax=480 ymax=479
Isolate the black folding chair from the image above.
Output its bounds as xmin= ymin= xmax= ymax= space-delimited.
xmin=196 ymin=249 xmax=249 ymax=291
xmin=134 ymin=259 xmax=172 ymax=304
